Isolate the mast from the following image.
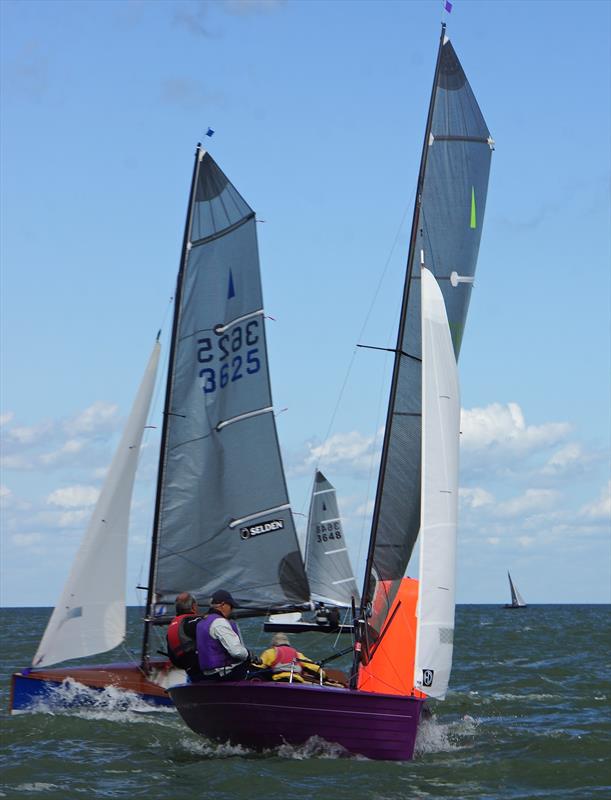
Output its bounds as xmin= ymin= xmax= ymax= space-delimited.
xmin=140 ymin=143 xmax=203 ymax=669
xmin=353 ymin=24 xmax=447 ymax=681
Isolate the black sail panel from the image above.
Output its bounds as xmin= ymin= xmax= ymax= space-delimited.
xmin=363 ymin=38 xmax=493 ymax=642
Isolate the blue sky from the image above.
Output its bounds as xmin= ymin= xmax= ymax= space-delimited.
xmin=1 ymin=0 xmax=609 ymax=607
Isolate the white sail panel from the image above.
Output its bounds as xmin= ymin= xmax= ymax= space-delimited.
xmin=508 ymin=572 xmax=526 ymax=607
xmin=414 ymin=268 xmax=460 ymax=699
xmin=304 ymin=471 xmax=360 ymax=608
xmin=33 ymin=341 xmax=160 ymax=668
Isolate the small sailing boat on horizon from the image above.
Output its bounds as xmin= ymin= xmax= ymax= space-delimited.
xmin=504 ymin=571 xmax=527 ymax=609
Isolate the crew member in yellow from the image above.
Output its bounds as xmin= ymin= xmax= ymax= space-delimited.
xmin=257 ymin=632 xmax=325 ymax=682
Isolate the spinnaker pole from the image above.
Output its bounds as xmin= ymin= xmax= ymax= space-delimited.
xmin=140 ymin=143 xmax=203 ymax=669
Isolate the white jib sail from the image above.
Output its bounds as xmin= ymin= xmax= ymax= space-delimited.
xmin=33 ymin=340 xmax=161 ymax=668
xmin=414 ymin=267 xmax=460 ymax=700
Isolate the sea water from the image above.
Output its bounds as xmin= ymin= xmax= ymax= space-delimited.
xmin=1 ymin=605 xmax=609 ymax=800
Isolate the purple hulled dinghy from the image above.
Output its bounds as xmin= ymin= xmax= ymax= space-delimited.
xmin=169 ymin=681 xmax=424 ymax=760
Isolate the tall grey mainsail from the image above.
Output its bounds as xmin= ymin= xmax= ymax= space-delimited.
xmin=304 ymin=471 xmax=360 ymax=608
xmin=152 ymin=151 xmax=309 ymax=610
xmin=362 ymin=34 xmax=493 ymax=642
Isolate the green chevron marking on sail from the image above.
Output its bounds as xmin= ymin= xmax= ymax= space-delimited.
xmin=470 ymin=186 xmax=477 ymax=229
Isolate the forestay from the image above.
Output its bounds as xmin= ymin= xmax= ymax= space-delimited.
xmin=33 ymin=341 xmax=160 ymax=667
xmin=363 ymin=36 xmax=493 ymax=641
xmin=414 ymin=267 xmax=460 ymax=699
xmin=153 ymin=152 xmax=309 ymax=609
xmin=304 ymin=471 xmax=360 ymax=608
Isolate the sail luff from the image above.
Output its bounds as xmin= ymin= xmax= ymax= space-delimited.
xmin=141 ymin=144 xmax=203 ymax=667
xmin=356 ymin=24 xmax=448 ymax=661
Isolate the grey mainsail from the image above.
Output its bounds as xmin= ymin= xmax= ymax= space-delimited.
xmin=151 ymin=151 xmax=309 ymax=611
xmin=304 ymin=471 xmax=360 ymax=608
xmin=362 ymin=33 xmax=493 ymax=642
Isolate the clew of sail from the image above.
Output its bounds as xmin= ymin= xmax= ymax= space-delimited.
xmin=152 ymin=152 xmax=309 ymax=610
xmin=304 ymin=470 xmax=360 ymax=608
xmin=362 ymin=35 xmax=493 ymax=643
xmin=33 ymin=340 xmax=161 ymax=668
xmin=413 ymin=267 xmax=460 ymax=699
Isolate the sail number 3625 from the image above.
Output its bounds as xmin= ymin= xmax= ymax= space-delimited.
xmin=197 ymin=320 xmax=261 ymax=394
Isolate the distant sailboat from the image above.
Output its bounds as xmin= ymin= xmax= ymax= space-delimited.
xmin=10 ymin=338 xmax=175 ymax=710
xmin=265 ymin=470 xmax=359 ymax=634
xmin=504 ymin=571 xmax=527 ymax=608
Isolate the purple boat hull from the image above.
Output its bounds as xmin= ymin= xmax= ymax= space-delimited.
xmin=169 ymin=680 xmax=424 ymax=760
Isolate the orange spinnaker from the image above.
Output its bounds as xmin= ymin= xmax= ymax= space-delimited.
xmin=357 ymin=577 xmax=426 ymax=698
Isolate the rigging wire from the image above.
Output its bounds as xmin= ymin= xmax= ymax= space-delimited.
xmin=300 ymin=195 xmax=415 ymax=573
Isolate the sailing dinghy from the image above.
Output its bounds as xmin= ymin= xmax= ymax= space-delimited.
xmin=265 ymin=469 xmax=359 ymax=634
xmin=11 ymin=150 xmax=313 ymax=712
xmin=169 ymin=23 xmax=493 ymax=760
xmin=10 ymin=339 xmax=174 ymax=710
xmin=504 ymin=571 xmax=527 ymax=608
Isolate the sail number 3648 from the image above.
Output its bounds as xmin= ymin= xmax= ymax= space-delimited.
xmin=197 ymin=320 xmax=261 ymax=394
xmin=316 ymin=522 xmax=342 ymax=543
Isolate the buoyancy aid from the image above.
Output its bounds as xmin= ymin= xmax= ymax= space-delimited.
xmin=197 ymin=612 xmax=242 ymax=671
xmin=271 ymin=645 xmax=302 ymax=674
xmin=166 ymin=614 xmax=198 ymax=669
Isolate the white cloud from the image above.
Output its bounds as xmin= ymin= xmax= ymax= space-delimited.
xmin=460 ymin=487 xmax=494 ymax=508
xmin=5 ymin=421 xmax=53 ymax=445
xmin=542 ymin=442 xmax=593 ymax=475
xmin=486 ymin=537 xmax=500 ymax=545
xmin=580 ymin=481 xmax=611 ymax=521
xmin=0 ymin=411 xmax=14 ymax=426
xmin=56 ymin=509 xmax=91 ymax=527
xmin=39 ymin=438 xmax=87 ymax=466
xmin=291 ymin=428 xmax=383 ymax=478
xmin=47 ymin=485 xmax=100 ymax=509
xmin=11 ymin=532 xmax=44 ymax=548
xmin=517 ymin=536 xmax=536 ymax=548
xmin=497 ymin=489 xmax=560 ymax=518
xmin=63 ymin=402 xmax=119 ymax=436
xmin=461 ymin=402 xmax=570 ymax=454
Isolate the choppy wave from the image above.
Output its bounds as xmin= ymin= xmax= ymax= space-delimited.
xmin=23 ymin=677 xmax=175 ymax=722
xmin=414 ymin=713 xmax=479 ymax=756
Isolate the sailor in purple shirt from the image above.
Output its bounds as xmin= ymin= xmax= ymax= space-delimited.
xmin=195 ymin=589 xmax=251 ymax=681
